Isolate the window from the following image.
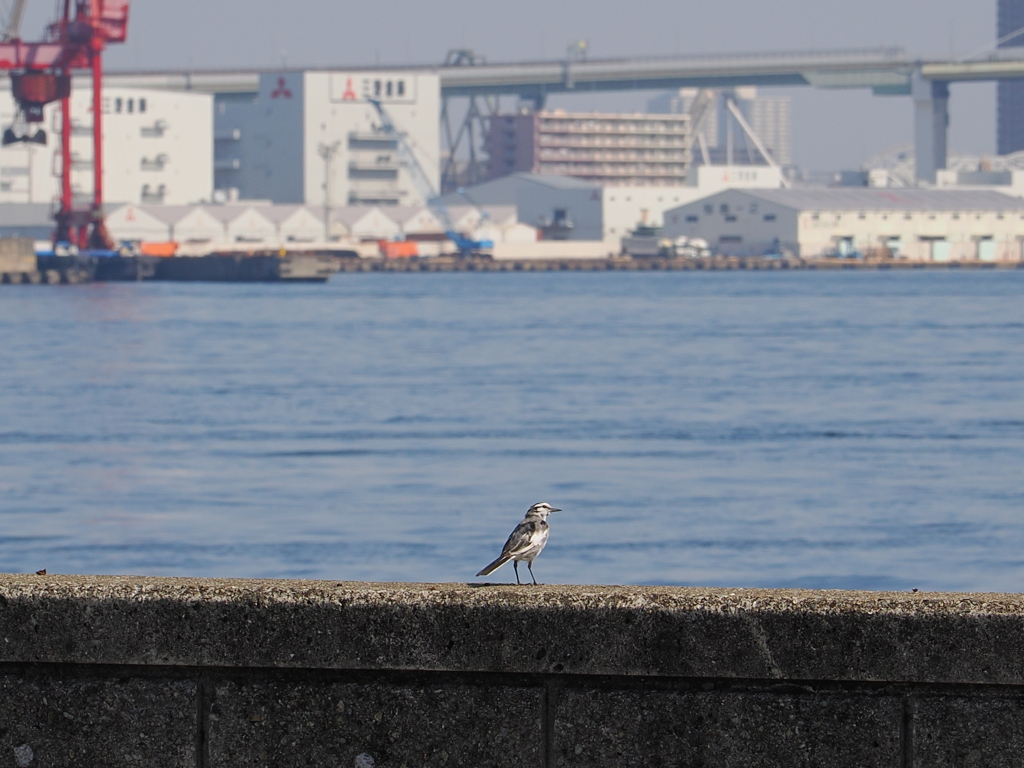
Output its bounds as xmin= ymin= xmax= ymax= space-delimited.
xmin=386 ymin=81 xmax=393 ymax=97
xmin=397 ymin=80 xmax=405 ymax=96
xmin=724 ymin=215 xmax=737 ymax=222
xmin=115 ymin=98 xmax=123 ymax=113
xmin=374 ymin=80 xmax=382 ymax=96
xmin=703 ymin=204 xmax=713 ymax=214
xmin=764 ymin=214 xmax=776 ymax=222
xmin=686 ymin=215 xmax=699 ymax=223
xmin=127 ymin=98 xmax=134 ymax=113
xmin=719 ymin=204 xmax=729 ymax=214
xmin=139 ymin=98 xmax=147 ymax=113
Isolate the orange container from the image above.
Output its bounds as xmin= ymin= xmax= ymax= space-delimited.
xmin=140 ymin=241 xmax=179 ymax=257
xmin=379 ymin=240 xmax=418 ymax=259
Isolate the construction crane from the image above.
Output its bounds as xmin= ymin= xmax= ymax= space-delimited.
xmin=0 ymin=1 xmax=130 ymax=249
xmin=687 ymin=89 xmax=715 ymax=167
xmin=724 ymin=97 xmax=791 ymax=188
xmin=367 ymin=97 xmax=493 ymax=256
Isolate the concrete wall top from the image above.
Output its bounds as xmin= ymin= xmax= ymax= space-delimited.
xmin=3 ymin=575 xmax=1024 ymax=686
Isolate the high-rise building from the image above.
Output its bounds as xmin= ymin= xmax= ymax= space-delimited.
xmin=483 ymin=109 xmax=691 ymax=186
xmin=747 ymin=95 xmax=792 ymax=167
xmin=998 ymin=0 xmax=1024 ymax=155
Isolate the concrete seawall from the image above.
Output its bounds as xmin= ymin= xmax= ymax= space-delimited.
xmin=2 ymin=576 xmax=1024 ymax=766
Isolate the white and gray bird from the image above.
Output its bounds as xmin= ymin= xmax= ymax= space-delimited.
xmin=476 ymin=502 xmax=560 ymax=585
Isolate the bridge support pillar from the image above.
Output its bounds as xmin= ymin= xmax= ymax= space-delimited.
xmin=913 ymin=72 xmax=949 ymax=184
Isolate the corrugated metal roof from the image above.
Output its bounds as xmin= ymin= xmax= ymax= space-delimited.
xmin=738 ymin=187 xmax=1024 ymax=212
xmin=0 ymin=203 xmax=52 ymax=226
xmin=516 ymin=173 xmax=600 ymax=190
xmin=468 ymin=173 xmax=599 ymax=191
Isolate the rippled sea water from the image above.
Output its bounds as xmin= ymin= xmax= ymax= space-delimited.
xmin=1 ymin=270 xmax=1023 ymax=590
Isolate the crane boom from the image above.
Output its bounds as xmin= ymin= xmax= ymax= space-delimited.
xmin=0 ymin=0 xmax=28 ymax=41
xmin=367 ymin=97 xmax=492 ymax=255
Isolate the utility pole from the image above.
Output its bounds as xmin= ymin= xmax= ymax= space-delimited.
xmin=318 ymin=140 xmax=340 ymax=243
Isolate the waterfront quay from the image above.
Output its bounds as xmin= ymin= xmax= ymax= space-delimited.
xmin=340 ymin=255 xmax=1024 ymax=273
xmin=3 ymin=253 xmax=1024 ymax=284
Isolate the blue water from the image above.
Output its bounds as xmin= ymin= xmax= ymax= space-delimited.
xmin=1 ymin=270 xmax=1023 ymax=591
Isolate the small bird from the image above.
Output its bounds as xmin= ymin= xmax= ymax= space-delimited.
xmin=476 ymin=502 xmax=560 ymax=585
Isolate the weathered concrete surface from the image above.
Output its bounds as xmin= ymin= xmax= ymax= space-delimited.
xmin=0 ymin=675 xmax=196 ymax=767
xmin=3 ymin=575 xmax=1024 ymax=767
xmin=2 ymin=575 xmax=1024 ymax=684
xmin=0 ymin=238 xmax=36 ymax=275
xmin=555 ymin=690 xmax=902 ymax=767
xmin=912 ymin=697 xmax=1024 ymax=768
xmin=210 ymin=681 xmax=541 ymax=768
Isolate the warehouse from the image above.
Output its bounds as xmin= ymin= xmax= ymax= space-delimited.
xmin=661 ymin=188 xmax=1024 ymax=261
xmin=101 ymin=202 xmax=523 ymax=253
xmin=445 ymin=173 xmax=706 ymax=242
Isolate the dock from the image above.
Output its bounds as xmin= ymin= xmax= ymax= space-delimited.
xmin=337 ymin=255 xmax=1024 ymax=273
xmin=4 ymin=251 xmax=1024 ymax=285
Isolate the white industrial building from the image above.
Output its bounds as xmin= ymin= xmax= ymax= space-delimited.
xmin=214 ymin=70 xmax=440 ymax=208
xmin=445 ymin=173 xmax=711 ymax=242
xmin=662 ymin=188 xmax=1024 ymax=261
xmin=0 ymin=84 xmax=212 ymax=206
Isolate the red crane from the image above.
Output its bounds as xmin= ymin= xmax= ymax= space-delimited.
xmin=0 ymin=1 xmax=130 ymax=248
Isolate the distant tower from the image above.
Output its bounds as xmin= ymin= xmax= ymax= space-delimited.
xmin=998 ymin=0 xmax=1024 ymax=154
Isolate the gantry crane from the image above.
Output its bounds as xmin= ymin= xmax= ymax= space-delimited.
xmin=0 ymin=1 xmax=130 ymax=248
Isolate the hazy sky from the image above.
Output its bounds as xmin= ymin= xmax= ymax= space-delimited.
xmin=18 ymin=0 xmax=1005 ymax=169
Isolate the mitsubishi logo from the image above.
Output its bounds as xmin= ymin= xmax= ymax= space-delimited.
xmin=271 ymin=77 xmax=293 ymax=99
xmin=341 ymin=77 xmax=357 ymax=101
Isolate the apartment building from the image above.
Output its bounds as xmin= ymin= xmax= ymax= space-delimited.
xmin=484 ymin=109 xmax=691 ymax=186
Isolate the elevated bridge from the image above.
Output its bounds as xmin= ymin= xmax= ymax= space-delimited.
xmin=97 ymin=47 xmax=1024 ymax=184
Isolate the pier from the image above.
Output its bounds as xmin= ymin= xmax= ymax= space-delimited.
xmin=339 ymin=255 xmax=1024 ymax=273
xmin=3 ymin=252 xmax=1024 ymax=285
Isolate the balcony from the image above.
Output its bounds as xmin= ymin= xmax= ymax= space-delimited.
xmin=348 ymin=133 xmax=399 ymax=152
xmin=140 ymin=154 xmax=168 ymax=172
xmin=141 ymin=120 xmax=169 ymax=138
xmin=348 ymin=162 xmax=399 ymax=181
xmin=141 ymin=183 xmax=166 ymax=204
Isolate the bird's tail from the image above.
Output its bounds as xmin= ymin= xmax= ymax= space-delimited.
xmin=476 ymin=554 xmax=511 ymax=577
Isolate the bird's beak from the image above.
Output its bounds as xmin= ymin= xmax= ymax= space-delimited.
xmin=551 ymin=508 xmax=562 ymax=513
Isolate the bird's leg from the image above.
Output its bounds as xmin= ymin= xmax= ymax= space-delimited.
xmin=513 ymin=560 xmax=521 ymax=585
xmin=528 ymin=561 xmax=537 ymax=585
